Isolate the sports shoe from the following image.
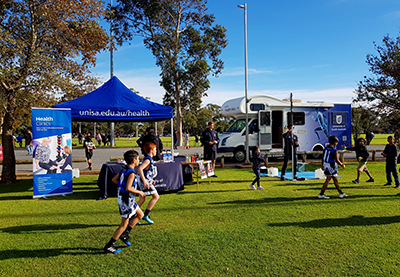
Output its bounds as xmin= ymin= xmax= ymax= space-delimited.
xmin=143 ymin=215 xmax=154 ymax=224
xmin=257 ymin=186 xmax=264 ymax=190
xmin=366 ymin=178 xmax=375 ymax=182
xmin=104 ymin=245 xmax=121 ymax=254
xmin=136 ymin=221 xmax=141 ymax=225
xmin=280 ymin=177 xmax=286 ymax=181
xmin=88 ymin=166 xmax=92 ymax=170
xmin=395 ymin=184 xmax=400 ymax=189
xmin=212 ymin=175 xmax=218 ymax=178
xmin=249 ymin=184 xmax=256 ymax=190
xmin=119 ymin=233 xmax=131 ymax=246
xmin=317 ymin=194 xmax=330 ymax=199
xmin=339 ymin=193 xmax=348 ymax=198
xmin=384 ymin=183 xmax=392 ymax=186
xmin=352 ymin=179 xmax=360 ymax=184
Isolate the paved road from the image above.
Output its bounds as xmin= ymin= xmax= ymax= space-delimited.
xmin=2 ymin=145 xmax=205 ymax=175
xmin=1 ymin=144 xmax=387 ymax=175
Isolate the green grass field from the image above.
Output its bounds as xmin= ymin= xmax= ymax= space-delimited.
xmin=1 ymin=162 xmax=400 ymax=276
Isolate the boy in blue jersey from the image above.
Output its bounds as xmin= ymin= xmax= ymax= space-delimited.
xmin=104 ymin=150 xmax=146 ymax=254
xmin=137 ymin=142 xmax=160 ymax=224
xmin=318 ymin=136 xmax=348 ymax=199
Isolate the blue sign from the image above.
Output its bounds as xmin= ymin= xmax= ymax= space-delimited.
xmin=32 ymin=108 xmax=72 ymax=198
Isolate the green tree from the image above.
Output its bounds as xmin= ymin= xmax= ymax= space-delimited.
xmin=0 ymin=0 xmax=109 ymax=183
xmin=354 ymin=33 xmax=400 ymax=119
xmin=112 ymin=0 xmax=228 ymax=146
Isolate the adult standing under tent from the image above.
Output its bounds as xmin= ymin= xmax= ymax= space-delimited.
xmin=201 ymin=121 xmax=219 ymax=176
xmin=138 ymin=128 xmax=164 ymax=161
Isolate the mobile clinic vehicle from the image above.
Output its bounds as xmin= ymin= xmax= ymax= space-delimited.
xmin=218 ymin=95 xmax=352 ymax=162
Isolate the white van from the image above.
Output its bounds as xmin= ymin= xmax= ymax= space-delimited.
xmin=218 ymin=95 xmax=352 ymax=162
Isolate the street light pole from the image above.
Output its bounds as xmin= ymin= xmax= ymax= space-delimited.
xmin=110 ymin=0 xmax=115 ymax=147
xmin=238 ymin=3 xmax=250 ymax=164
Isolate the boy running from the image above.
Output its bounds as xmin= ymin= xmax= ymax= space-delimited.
xmin=104 ymin=150 xmax=145 ymax=254
xmin=343 ymin=137 xmax=374 ymax=184
xmin=318 ymin=135 xmax=348 ymax=199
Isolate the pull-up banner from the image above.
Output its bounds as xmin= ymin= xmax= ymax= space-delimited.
xmin=32 ymin=108 xmax=73 ymax=199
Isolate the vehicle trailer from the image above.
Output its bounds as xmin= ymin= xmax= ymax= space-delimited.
xmin=218 ymin=95 xmax=352 ymax=162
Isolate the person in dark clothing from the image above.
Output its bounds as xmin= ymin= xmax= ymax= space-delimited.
xmin=381 ymin=136 xmax=399 ymax=187
xmin=136 ymin=129 xmax=149 ymax=155
xmin=365 ymin=131 xmax=374 ymax=145
xmin=201 ymin=121 xmax=219 ymax=175
xmin=25 ymin=130 xmax=33 ymax=155
xmin=281 ymin=125 xmax=299 ymax=181
xmin=343 ymin=137 xmax=374 ymax=183
xmin=138 ymin=128 xmax=163 ymax=161
xmin=173 ymin=131 xmax=178 ymax=149
xmin=249 ymin=146 xmax=265 ymax=190
xmin=84 ymin=134 xmax=96 ymax=170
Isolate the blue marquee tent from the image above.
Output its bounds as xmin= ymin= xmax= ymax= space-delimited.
xmin=54 ymin=76 xmax=173 ymax=122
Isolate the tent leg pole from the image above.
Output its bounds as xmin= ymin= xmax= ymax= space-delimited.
xmin=171 ymin=118 xmax=174 ymax=158
xmin=110 ymin=122 xmax=115 ymax=147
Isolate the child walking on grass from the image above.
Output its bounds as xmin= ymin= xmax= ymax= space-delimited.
xmin=137 ymin=142 xmax=160 ymax=224
xmin=318 ymin=135 xmax=348 ymax=199
xmin=381 ymin=135 xmax=400 ymax=188
xmin=343 ymin=137 xmax=374 ymax=184
xmin=250 ymin=146 xmax=265 ymax=190
xmin=104 ymin=150 xmax=146 ymax=254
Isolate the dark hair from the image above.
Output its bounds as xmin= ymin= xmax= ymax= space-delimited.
xmin=252 ymin=146 xmax=260 ymax=155
xmin=328 ymin=135 xmax=339 ymax=144
xmin=143 ymin=142 xmax=157 ymax=154
xmin=208 ymin=121 xmax=214 ymax=126
xmin=388 ymin=135 xmax=394 ymax=140
xmin=124 ymin=150 xmax=139 ymax=164
xmin=356 ymin=137 xmax=365 ymax=145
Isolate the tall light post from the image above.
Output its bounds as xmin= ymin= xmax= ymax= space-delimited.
xmin=110 ymin=0 xmax=115 ymax=146
xmin=238 ymin=3 xmax=250 ymax=164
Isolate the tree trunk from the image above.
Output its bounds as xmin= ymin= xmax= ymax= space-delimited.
xmin=174 ymin=71 xmax=183 ymax=147
xmin=1 ymin=108 xmax=17 ymax=184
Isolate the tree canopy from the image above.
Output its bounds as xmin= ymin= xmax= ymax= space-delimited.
xmin=112 ymin=0 xmax=227 ymax=145
xmin=354 ymin=33 xmax=400 ymax=119
xmin=0 ymin=0 xmax=109 ymax=183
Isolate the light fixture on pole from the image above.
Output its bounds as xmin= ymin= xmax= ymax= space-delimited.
xmin=238 ymin=3 xmax=250 ymax=164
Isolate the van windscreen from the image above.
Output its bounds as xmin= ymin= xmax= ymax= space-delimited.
xmin=226 ymin=119 xmax=246 ymax=132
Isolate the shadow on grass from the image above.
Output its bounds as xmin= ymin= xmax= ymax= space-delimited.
xmin=269 ymin=215 xmax=400 ymax=228
xmin=0 ymin=247 xmax=106 ymax=260
xmin=177 ymin=188 xmax=249 ymax=195
xmin=1 ymin=223 xmax=116 ymax=234
xmin=0 ymin=180 xmax=32 ymax=193
xmin=208 ymin=193 xmax=399 ymax=205
xmin=0 ymin=190 xmax=99 ymax=201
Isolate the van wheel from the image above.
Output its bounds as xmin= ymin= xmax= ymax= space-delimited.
xmin=309 ymin=145 xmax=324 ymax=159
xmin=234 ymin=149 xmax=246 ymax=163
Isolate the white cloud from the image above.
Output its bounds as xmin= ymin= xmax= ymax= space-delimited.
xmin=203 ymin=87 xmax=358 ymax=106
xmin=221 ymin=67 xmax=274 ymax=77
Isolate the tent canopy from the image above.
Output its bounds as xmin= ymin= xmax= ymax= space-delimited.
xmin=54 ymin=76 xmax=173 ymax=122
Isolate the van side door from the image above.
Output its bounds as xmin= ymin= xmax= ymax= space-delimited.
xmin=258 ymin=110 xmax=272 ymax=150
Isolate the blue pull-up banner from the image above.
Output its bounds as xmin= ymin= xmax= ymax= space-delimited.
xmin=32 ymin=108 xmax=73 ymax=199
